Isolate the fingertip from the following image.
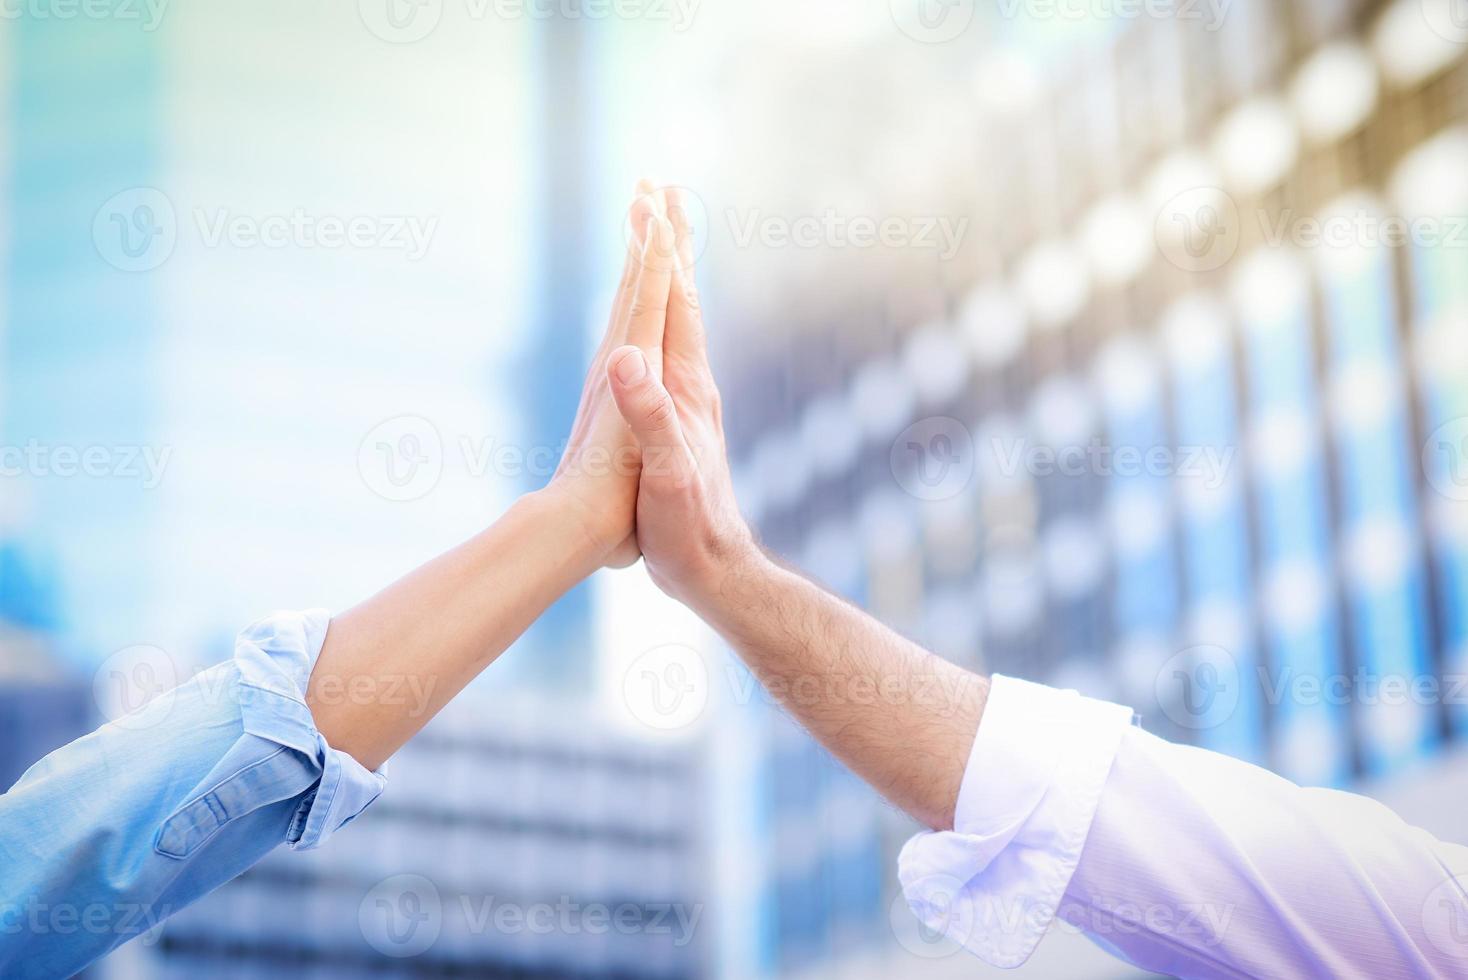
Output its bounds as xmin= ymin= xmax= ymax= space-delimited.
xmin=664 ymin=190 xmax=696 ymax=271
xmin=609 ymin=345 xmax=647 ymax=386
xmin=666 ymin=187 xmax=688 ymax=231
xmin=629 ymin=196 xmax=657 ymax=249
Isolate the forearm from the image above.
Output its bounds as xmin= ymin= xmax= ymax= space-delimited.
xmin=306 ymin=487 xmax=601 ymax=769
xmin=690 ymin=545 xmax=988 ymax=831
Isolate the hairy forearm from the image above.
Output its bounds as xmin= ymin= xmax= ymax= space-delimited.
xmin=305 ymin=488 xmax=601 ymax=770
xmin=690 ymin=546 xmax=989 ymax=831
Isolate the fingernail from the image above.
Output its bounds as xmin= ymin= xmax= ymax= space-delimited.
xmin=615 ymin=348 xmax=647 ymax=384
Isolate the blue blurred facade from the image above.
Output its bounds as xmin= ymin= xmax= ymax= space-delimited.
xmin=721 ymin=0 xmax=1468 ymax=802
xmin=3 ymin=12 xmax=163 ymax=665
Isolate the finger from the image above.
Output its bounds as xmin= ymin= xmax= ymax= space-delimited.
xmin=628 ymin=179 xmax=661 ymax=260
xmin=638 ymin=184 xmax=680 ymax=277
xmin=667 ymin=187 xmax=696 ymax=271
xmin=605 ymin=182 xmax=661 ymax=349
xmin=664 ymin=190 xmax=709 ymax=366
xmin=607 ymin=346 xmax=690 ymax=472
xmin=623 ymin=215 xmax=675 ymax=357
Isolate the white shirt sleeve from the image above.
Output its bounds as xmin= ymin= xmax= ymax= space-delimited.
xmin=898 ymin=674 xmax=1468 ymax=978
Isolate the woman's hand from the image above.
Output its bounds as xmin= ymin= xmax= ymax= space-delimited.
xmin=548 ymin=182 xmax=676 ymax=568
xmin=308 ymin=186 xmax=677 ymax=769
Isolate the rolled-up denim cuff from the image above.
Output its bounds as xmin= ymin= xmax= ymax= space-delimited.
xmin=154 ymin=610 xmax=385 ymax=858
xmin=286 ymin=727 xmax=385 ymax=849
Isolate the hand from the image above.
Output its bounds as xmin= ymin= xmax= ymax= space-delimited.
xmin=549 ymin=182 xmax=675 ymax=569
xmin=604 ymin=188 xmax=985 ymax=836
xmin=604 ymin=188 xmax=758 ymax=601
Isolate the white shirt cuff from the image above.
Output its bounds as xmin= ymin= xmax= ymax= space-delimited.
xmin=897 ymin=674 xmax=1134 ymax=968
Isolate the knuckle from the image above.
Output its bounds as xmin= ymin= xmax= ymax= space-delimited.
xmin=644 ymin=391 xmax=678 ymax=429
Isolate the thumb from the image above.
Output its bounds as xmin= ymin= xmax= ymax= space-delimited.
xmin=608 ymin=345 xmax=685 ymax=454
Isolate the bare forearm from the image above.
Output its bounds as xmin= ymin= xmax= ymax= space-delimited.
xmin=306 ymin=488 xmax=601 ymax=770
xmin=690 ymin=546 xmax=988 ymax=831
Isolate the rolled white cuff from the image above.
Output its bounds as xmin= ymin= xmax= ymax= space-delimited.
xmin=898 ymin=674 xmax=1134 ymax=968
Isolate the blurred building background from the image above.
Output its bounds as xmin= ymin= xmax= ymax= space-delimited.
xmin=2 ymin=0 xmax=1467 ymax=978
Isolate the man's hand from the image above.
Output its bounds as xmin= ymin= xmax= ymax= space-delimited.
xmin=606 ymin=187 xmax=985 ymax=832
xmin=549 ymin=182 xmax=676 ymax=569
xmin=604 ymin=188 xmax=757 ymax=598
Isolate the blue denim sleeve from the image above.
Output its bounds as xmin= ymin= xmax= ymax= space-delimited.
xmin=0 ymin=610 xmax=386 ymax=979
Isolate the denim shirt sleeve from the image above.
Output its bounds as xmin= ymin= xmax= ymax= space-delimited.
xmin=0 ymin=609 xmax=386 ymax=979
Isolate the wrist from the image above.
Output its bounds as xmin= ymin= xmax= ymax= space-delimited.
xmin=523 ymin=484 xmax=616 ymax=578
xmin=676 ymin=520 xmax=771 ymax=620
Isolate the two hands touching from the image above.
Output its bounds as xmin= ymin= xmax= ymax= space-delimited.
xmin=2 ymin=180 xmax=972 ymax=980
xmin=547 ymin=181 xmax=751 ymax=605
xmin=309 ymin=181 xmax=981 ymax=832
xmin=295 ymin=189 xmax=1468 ymax=980
xmin=545 ymin=183 xmax=983 ymax=833
xmin=18 ymin=187 xmax=1458 ymax=980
